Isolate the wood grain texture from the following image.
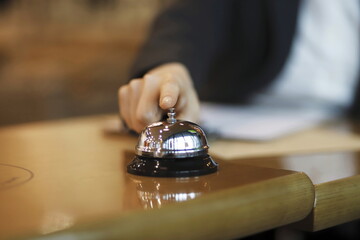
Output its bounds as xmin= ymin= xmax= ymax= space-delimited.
xmin=295 ymin=175 xmax=360 ymax=231
xmin=229 ymin=152 xmax=360 ymax=232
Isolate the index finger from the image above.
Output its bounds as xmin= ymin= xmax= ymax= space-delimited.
xmin=159 ymin=79 xmax=180 ymax=110
xmin=135 ymin=74 xmax=162 ymax=125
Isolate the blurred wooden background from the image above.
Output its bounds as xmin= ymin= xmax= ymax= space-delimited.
xmin=0 ymin=0 xmax=172 ymax=126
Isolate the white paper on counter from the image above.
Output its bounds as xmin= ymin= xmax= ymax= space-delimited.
xmin=199 ymin=101 xmax=339 ymax=141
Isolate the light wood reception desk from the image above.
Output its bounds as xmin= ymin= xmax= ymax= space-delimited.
xmin=0 ymin=115 xmax=359 ymax=239
xmin=210 ymin=122 xmax=360 ymax=232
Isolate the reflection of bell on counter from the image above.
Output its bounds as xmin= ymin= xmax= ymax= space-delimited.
xmin=130 ymin=175 xmax=211 ymax=209
xmin=127 ymin=108 xmax=218 ymax=177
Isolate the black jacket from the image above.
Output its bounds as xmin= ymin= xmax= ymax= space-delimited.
xmin=130 ymin=0 xmax=360 ymax=117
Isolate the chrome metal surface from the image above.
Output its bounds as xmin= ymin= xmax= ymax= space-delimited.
xmin=135 ymin=108 xmax=210 ymax=158
xmin=167 ymin=108 xmax=176 ymax=124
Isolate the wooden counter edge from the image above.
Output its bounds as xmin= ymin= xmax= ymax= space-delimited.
xmin=15 ymin=172 xmax=314 ymax=240
xmin=293 ymin=174 xmax=360 ymax=232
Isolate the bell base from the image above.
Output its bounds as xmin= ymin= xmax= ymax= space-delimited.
xmin=127 ymin=155 xmax=218 ymax=178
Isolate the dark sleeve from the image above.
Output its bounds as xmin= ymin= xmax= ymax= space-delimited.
xmin=129 ymin=0 xmax=232 ymax=88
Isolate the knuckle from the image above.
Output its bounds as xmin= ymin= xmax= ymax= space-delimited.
xmin=164 ymin=73 xmax=181 ymax=86
xmin=144 ymin=74 xmax=161 ymax=85
xmin=165 ymin=72 xmax=174 ymax=79
xmin=129 ymin=79 xmax=142 ymax=90
xmin=118 ymin=85 xmax=128 ymax=98
xmin=163 ymin=79 xmax=178 ymax=88
xmin=163 ymin=72 xmax=175 ymax=82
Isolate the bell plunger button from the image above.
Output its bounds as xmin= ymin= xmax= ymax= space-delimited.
xmin=167 ymin=107 xmax=176 ymax=124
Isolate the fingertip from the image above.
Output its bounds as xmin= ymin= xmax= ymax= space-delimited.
xmin=160 ymin=96 xmax=175 ymax=109
xmin=159 ymin=81 xmax=179 ymax=110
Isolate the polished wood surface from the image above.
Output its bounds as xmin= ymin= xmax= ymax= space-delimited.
xmin=0 ymin=116 xmax=314 ymax=240
xmin=231 ymin=152 xmax=360 ymax=231
xmin=201 ymin=118 xmax=360 ymax=232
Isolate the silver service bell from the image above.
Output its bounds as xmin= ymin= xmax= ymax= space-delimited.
xmin=127 ymin=108 xmax=218 ymax=177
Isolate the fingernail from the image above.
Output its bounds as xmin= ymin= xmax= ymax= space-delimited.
xmin=161 ymin=96 xmax=173 ymax=107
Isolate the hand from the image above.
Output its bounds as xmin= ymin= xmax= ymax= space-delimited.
xmin=118 ymin=62 xmax=200 ymax=133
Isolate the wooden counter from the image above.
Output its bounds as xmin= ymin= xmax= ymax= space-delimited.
xmin=229 ymin=152 xmax=360 ymax=232
xmin=0 ymin=116 xmax=315 ymax=240
xmin=206 ymin=120 xmax=360 ymax=232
